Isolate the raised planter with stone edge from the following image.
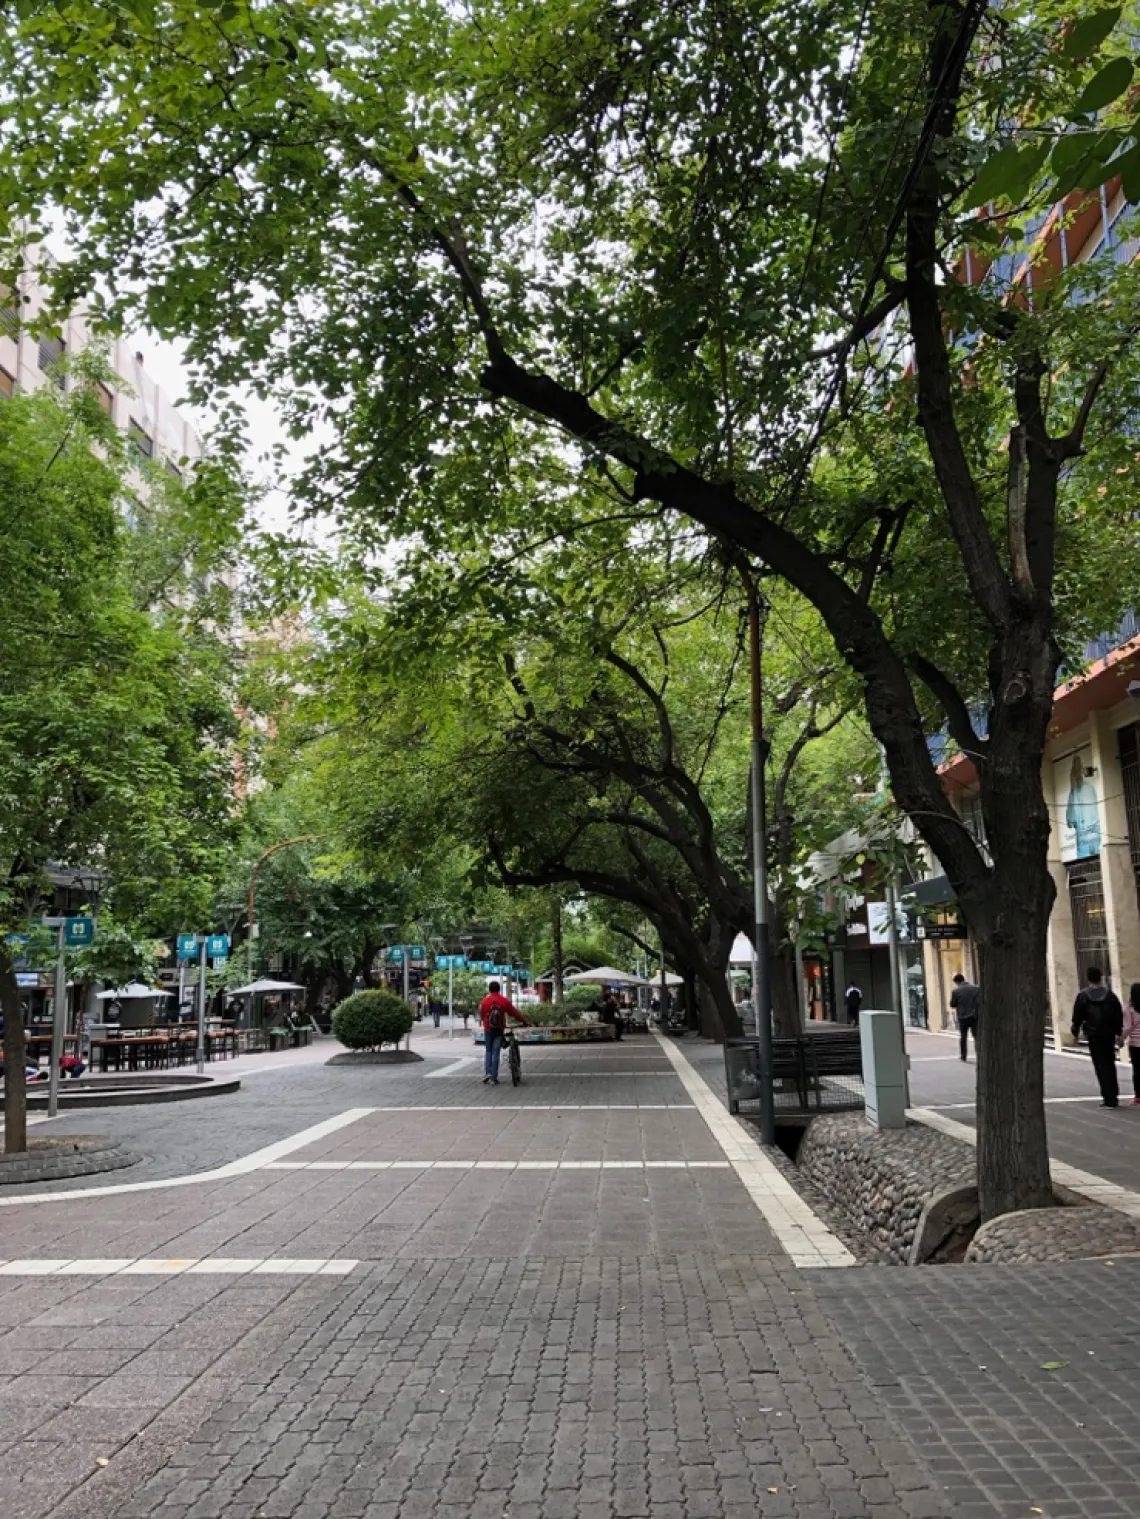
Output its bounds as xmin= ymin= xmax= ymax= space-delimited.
xmin=3 ymin=1073 xmax=241 ymax=1109
xmin=965 ymin=1200 xmax=1140 ymax=1263
xmin=797 ymin=1111 xmax=975 ymax=1264
xmin=325 ymin=1049 xmax=424 ymax=1065
xmin=0 ymin=1135 xmax=141 ymax=1186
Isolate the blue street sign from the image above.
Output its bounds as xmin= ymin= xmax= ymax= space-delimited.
xmin=177 ymin=933 xmax=199 ymax=961
xmin=436 ymin=954 xmax=466 ymax=969
xmin=387 ymin=946 xmax=405 ymax=963
xmin=206 ymin=933 xmax=230 ymax=960
xmin=407 ymin=943 xmax=426 ymax=960
xmin=471 ymin=959 xmax=495 ymax=973
xmin=64 ymin=916 xmax=95 ymax=946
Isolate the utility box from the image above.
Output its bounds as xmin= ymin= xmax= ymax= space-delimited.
xmin=860 ymin=1009 xmax=907 ymax=1129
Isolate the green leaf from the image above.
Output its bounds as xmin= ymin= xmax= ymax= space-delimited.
xmin=1052 ymin=130 xmax=1108 ymax=176
xmin=1051 ymin=130 xmax=1120 ymax=196
xmin=1072 ymin=57 xmax=1134 ymax=116
xmin=1113 ymin=138 xmax=1140 ymax=203
xmin=962 ymin=144 xmax=1023 ymax=209
xmin=962 ymin=141 xmax=1050 ymax=210
xmin=1040 ymin=1360 xmax=1068 ymax=1371
xmin=1063 ymin=7 xmax=1122 ymax=59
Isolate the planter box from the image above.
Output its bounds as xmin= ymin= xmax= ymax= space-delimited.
xmin=473 ymin=1023 xmax=615 ymax=1044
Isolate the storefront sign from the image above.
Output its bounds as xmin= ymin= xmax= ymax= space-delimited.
xmin=916 ymin=921 xmax=967 ymax=941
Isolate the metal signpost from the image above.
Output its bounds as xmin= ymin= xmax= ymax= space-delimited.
xmin=44 ymin=915 xmax=93 ymax=1118
xmin=436 ymin=955 xmax=466 ymax=1040
xmin=176 ymin=932 xmax=228 ymax=1075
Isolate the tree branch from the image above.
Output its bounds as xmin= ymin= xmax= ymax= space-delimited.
xmin=809 ymin=282 xmax=906 ymax=359
xmin=910 ymin=653 xmax=986 ymax=759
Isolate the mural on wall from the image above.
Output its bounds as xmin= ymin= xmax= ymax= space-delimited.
xmin=1054 ymin=747 xmax=1102 ymax=862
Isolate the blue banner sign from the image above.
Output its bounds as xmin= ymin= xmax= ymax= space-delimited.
xmin=177 ymin=933 xmax=199 ymax=961
xmin=435 ymin=954 xmax=466 ymax=968
xmin=64 ymin=916 xmax=95 ymax=946
xmin=206 ymin=934 xmax=230 ymax=960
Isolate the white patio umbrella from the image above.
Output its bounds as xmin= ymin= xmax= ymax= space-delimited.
xmin=562 ymin=966 xmax=649 ymax=987
xmin=227 ymin=979 xmax=307 ymax=996
xmin=95 ymin=982 xmax=174 ymax=1000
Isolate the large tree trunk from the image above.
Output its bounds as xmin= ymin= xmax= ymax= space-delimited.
xmin=551 ymin=892 xmax=563 ymax=1005
xmin=969 ymin=617 xmax=1059 ymax=1220
xmin=1 ymin=948 xmax=27 ymax=1153
xmin=976 ymin=904 xmax=1052 ymax=1219
xmin=770 ymin=944 xmax=801 ymax=1039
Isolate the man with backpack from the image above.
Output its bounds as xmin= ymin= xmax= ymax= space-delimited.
xmin=1072 ymin=965 xmax=1125 ymax=1108
xmin=479 ymin=981 xmax=530 ymax=1085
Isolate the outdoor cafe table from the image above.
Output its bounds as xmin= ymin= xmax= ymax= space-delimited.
xmin=23 ymin=1033 xmax=79 ymax=1061
xmin=90 ymin=1035 xmax=176 ymax=1073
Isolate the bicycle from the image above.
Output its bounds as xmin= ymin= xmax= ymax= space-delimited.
xmin=503 ymin=1027 xmax=522 ymax=1086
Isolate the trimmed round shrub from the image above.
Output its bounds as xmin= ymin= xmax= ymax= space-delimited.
xmin=332 ymin=990 xmax=415 ymax=1051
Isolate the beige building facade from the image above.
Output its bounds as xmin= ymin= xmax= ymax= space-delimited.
xmin=926 ymin=632 xmax=1140 ymax=1045
xmin=1 ymin=245 xmax=201 ymax=469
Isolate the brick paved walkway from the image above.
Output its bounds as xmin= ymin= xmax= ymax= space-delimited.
xmin=2 ymin=1032 xmax=1140 ymax=1518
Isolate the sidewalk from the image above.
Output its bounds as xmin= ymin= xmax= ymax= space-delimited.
xmin=0 ymin=1032 xmax=1139 ymax=1517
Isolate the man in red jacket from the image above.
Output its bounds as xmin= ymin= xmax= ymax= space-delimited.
xmin=480 ymin=981 xmax=530 ymax=1085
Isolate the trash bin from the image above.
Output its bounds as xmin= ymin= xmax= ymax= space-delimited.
xmin=723 ymin=1038 xmax=763 ymax=1113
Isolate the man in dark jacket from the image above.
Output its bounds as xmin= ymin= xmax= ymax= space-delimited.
xmin=1072 ymin=966 xmax=1124 ymax=1108
xmin=949 ymin=973 xmax=981 ymax=1062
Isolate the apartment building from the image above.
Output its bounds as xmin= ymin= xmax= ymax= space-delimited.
xmin=0 ymin=244 xmax=201 ymax=471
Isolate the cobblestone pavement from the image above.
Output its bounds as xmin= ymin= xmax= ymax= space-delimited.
xmin=814 ymin=1259 xmax=1140 ymax=1519
xmin=3 ymin=1033 xmax=1140 ymax=1517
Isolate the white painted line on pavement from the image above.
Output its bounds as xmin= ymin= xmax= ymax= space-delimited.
xmin=331 ymin=1104 xmax=691 ymax=1111
xmin=653 ymin=1034 xmax=854 ymax=1269
xmin=0 ymin=1256 xmax=359 ymax=1277
xmin=261 ymin=1158 xmax=732 ymax=1171
xmin=928 ymin=1095 xmax=1106 ymax=1109
xmin=911 ymin=1106 xmax=1140 ymax=1220
xmin=424 ymin=1057 xmax=479 ymax=1079
xmin=0 ymin=1108 xmax=376 ymax=1209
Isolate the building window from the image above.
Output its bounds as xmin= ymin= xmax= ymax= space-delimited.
xmin=164 ymin=457 xmax=182 ymax=481
xmin=1067 ymin=856 xmax=1110 ymax=984
xmin=1119 ymin=723 xmax=1140 ymax=912
xmin=0 ymin=287 xmax=17 ymax=336
xmin=957 ymin=793 xmax=992 ymax=864
xmin=0 ymin=367 xmax=13 ymax=399
xmin=37 ymin=334 xmax=66 ymax=390
xmin=128 ymin=418 xmax=154 ymax=458
xmin=96 ymin=382 xmax=113 ymax=415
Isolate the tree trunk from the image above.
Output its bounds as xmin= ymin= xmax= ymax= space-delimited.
xmin=551 ymin=892 xmax=563 ymax=1004
xmin=975 ymin=899 xmax=1053 ymax=1219
xmin=968 ymin=617 xmax=1059 ymax=1221
xmin=771 ymin=945 xmax=801 ymax=1039
xmin=1 ymin=948 xmax=28 ymax=1153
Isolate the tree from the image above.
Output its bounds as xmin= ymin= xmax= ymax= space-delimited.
xmin=0 ymin=370 xmax=247 ymax=1150
xmin=297 ymin=526 xmax=865 ymax=1039
xmin=8 ymin=2 xmax=1140 ymax=1213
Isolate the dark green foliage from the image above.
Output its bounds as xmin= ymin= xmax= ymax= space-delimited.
xmin=332 ymin=989 xmax=414 ymax=1050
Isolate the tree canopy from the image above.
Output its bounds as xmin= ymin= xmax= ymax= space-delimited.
xmin=5 ymin=0 xmax=1140 ymax=1211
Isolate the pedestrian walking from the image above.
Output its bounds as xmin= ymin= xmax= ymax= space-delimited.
xmin=430 ymin=997 xmax=442 ymax=1029
xmin=949 ymin=972 xmax=981 ymax=1062
xmin=1121 ymin=982 xmax=1140 ymax=1106
xmin=844 ymin=983 xmax=862 ymax=1025
xmin=1071 ymin=966 xmax=1124 ymax=1108
xmin=479 ymin=980 xmax=529 ymax=1085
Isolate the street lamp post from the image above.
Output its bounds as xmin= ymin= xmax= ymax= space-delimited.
xmin=739 ymin=564 xmax=776 ymax=1147
xmin=247 ymin=836 xmax=322 ymax=980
